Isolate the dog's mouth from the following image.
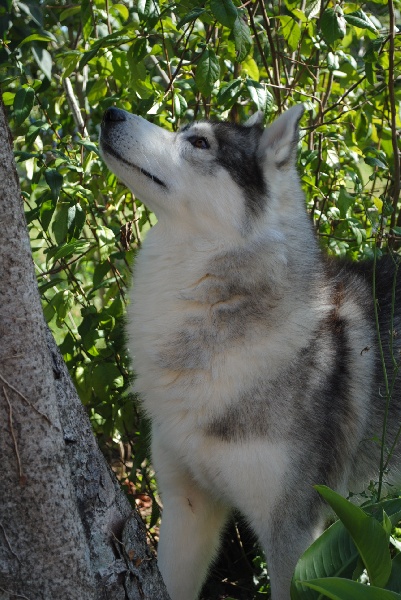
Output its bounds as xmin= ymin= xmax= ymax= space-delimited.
xmin=101 ymin=140 xmax=167 ymax=189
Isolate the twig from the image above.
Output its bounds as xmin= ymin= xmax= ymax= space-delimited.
xmin=322 ymin=75 xmax=366 ymax=116
xmin=258 ymin=0 xmax=281 ymax=110
xmin=63 ymin=77 xmax=88 ymax=137
xmin=247 ymin=3 xmax=274 ymax=88
xmin=0 ymin=373 xmax=51 ymax=425
xmin=0 ymin=522 xmax=21 ymax=564
xmin=163 ymin=21 xmax=196 ymax=97
xmin=148 ymin=55 xmax=170 ymax=89
xmin=3 ymin=386 xmax=24 ymax=483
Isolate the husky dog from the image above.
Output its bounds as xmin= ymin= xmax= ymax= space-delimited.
xmin=100 ymin=105 xmax=401 ymax=600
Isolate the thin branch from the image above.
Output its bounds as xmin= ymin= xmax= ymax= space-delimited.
xmin=0 ymin=522 xmax=21 ymax=564
xmin=247 ymin=3 xmax=274 ymax=88
xmin=63 ymin=77 xmax=88 ymax=137
xmin=258 ymin=0 xmax=281 ymax=111
xmin=0 ymin=373 xmax=52 ymax=425
xmin=3 ymin=386 xmax=24 ymax=483
xmin=148 ymin=54 xmax=170 ymax=89
xmin=322 ymin=75 xmax=367 ymax=115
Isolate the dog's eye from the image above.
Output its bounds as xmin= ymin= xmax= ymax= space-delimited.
xmin=188 ymin=136 xmax=210 ymax=150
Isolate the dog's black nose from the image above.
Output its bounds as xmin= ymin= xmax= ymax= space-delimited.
xmin=103 ymin=107 xmax=127 ymax=124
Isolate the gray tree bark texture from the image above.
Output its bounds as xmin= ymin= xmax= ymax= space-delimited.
xmin=0 ymin=97 xmax=170 ymax=600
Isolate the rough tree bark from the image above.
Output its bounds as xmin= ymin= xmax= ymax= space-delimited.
xmin=0 ymin=96 xmax=170 ymax=600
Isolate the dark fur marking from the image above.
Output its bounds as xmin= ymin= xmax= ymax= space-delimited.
xmin=212 ymin=122 xmax=267 ymax=218
xmin=206 ymin=280 xmax=359 ymax=491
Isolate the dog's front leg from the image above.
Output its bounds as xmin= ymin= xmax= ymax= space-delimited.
xmin=152 ymin=435 xmax=229 ymax=600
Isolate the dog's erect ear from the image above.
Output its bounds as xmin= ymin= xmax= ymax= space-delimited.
xmin=244 ymin=111 xmax=264 ymax=127
xmin=258 ymin=104 xmax=304 ymax=167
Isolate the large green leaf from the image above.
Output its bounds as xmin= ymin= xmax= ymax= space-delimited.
xmin=246 ymin=79 xmax=273 ymax=114
xmin=291 ymin=497 xmax=401 ymax=599
xmin=316 ymin=486 xmax=392 ymax=588
xmin=52 ymin=203 xmax=70 ymax=245
xmin=320 ymin=8 xmax=347 ymax=45
xmin=278 ymin=16 xmax=301 ymax=51
xmin=44 ymin=169 xmax=63 ymax=202
xmin=302 ymin=578 xmax=401 ymax=600
xmin=177 ymin=7 xmax=206 ymax=29
xmin=344 ymin=10 xmax=378 ymax=34
xmin=195 ymin=47 xmax=220 ymax=96
xmin=232 ymin=12 xmax=252 ymax=62
xmin=291 ymin=520 xmax=358 ymax=600
xmin=13 ymin=87 xmax=35 ymax=125
xmin=210 ymin=0 xmax=237 ymax=29
xmin=31 ymin=45 xmax=52 ymax=80
xmin=387 ymin=553 xmax=401 ymax=594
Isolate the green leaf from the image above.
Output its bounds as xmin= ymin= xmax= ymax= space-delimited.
xmin=93 ymin=262 xmax=111 ymax=289
xmin=210 ymin=0 xmax=237 ymax=29
xmin=40 ymin=198 xmax=56 ymax=231
xmin=364 ymin=156 xmax=387 ymax=169
xmin=13 ymin=87 xmax=35 ymax=125
xmin=18 ymin=1 xmax=43 ymax=27
xmin=278 ymin=16 xmax=301 ymax=52
xmin=52 ymin=240 xmax=90 ymax=261
xmin=67 ymin=204 xmax=86 ymax=239
xmin=292 ymin=498 xmax=401 ymax=600
xmin=43 ymin=302 xmax=56 ymax=324
xmin=387 ymin=552 xmax=401 ymax=593
xmin=2 ymin=92 xmax=15 ymax=106
xmin=301 ymin=578 xmax=401 ymax=600
xmin=38 ymin=278 xmax=64 ymax=294
xmin=87 ymin=79 xmax=107 ymax=105
xmin=44 ymin=169 xmax=63 ymax=201
xmin=52 ymin=203 xmax=69 ymax=245
xmin=173 ymin=92 xmax=187 ymax=118
xmin=320 ymin=8 xmax=347 ymax=45
xmin=19 ymin=32 xmax=56 ymax=46
xmin=233 ymin=12 xmax=252 ymax=61
xmin=26 ymin=121 xmax=50 ymax=145
xmin=137 ymin=0 xmax=158 ymax=20
xmin=110 ymin=3 xmax=129 ymax=21
xmin=60 ymin=6 xmax=81 ymax=21
xmin=177 ymin=7 xmax=206 ymax=29
xmin=344 ymin=10 xmax=377 ymax=34
xmin=246 ymin=79 xmax=273 ymax=114
xmin=91 ymin=363 xmax=124 ymax=401
xmin=54 ymin=289 xmax=74 ymax=322
xmin=31 ymin=45 xmax=52 ymax=80
xmin=365 ymin=61 xmax=376 ymax=85
xmin=81 ymin=0 xmax=93 ymax=41
xmin=195 ymin=47 xmax=220 ymax=96
xmin=315 ymin=486 xmax=392 ymax=588
xmin=217 ymin=79 xmax=243 ymax=108
xmin=305 ymin=0 xmax=321 ymax=19
xmin=96 ymin=226 xmax=116 ymax=261
xmin=337 ymin=188 xmax=354 ymax=218
xmin=291 ymin=520 xmax=358 ymax=600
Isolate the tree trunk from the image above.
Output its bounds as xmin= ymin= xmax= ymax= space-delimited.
xmin=0 ymin=97 xmax=169 ymax=600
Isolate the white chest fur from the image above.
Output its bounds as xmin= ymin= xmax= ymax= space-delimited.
xmin=127 ymin=225 xmax=325 ymax=441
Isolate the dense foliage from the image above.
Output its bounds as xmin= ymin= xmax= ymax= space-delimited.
xmin=1 ymin=0 xmax=400 ymax=597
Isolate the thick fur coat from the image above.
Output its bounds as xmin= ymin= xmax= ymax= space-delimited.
xmin=100 ymin=106 xmax=401 ymax=600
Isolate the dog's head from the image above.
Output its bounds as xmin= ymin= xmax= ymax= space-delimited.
xmin=100 ymin=105 xmax=304 ymax=238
